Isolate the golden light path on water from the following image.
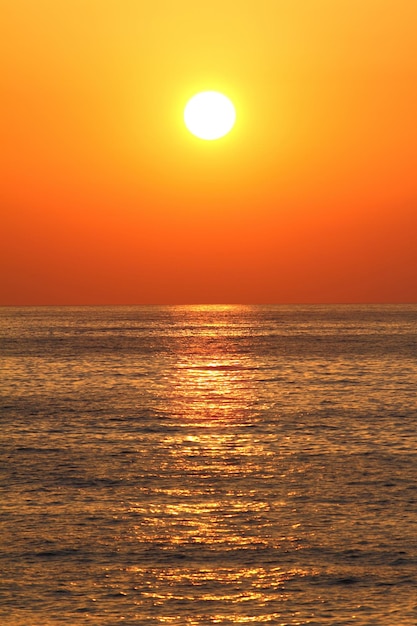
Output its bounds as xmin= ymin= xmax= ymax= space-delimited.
xmin=123 ymin=310 xmax=313 ymax=623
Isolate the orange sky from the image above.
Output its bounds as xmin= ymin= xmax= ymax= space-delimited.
xmin=1 ymin=0 xmax=416 ymax=304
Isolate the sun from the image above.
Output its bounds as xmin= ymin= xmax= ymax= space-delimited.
xmin=184 ymin=91 xmax=236 ymax=141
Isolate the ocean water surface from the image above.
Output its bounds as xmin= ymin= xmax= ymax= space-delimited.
xmin=1 ymin=305 xmax=417 ymax=625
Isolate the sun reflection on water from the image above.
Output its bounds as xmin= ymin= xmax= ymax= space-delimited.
xmin=121 ymin=307 xmax=310 ymax=623
xmin=169 ymin=356 xmax=259 ymax=425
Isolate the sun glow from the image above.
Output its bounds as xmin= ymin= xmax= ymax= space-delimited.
xmin=184 ymin=91 xmax=236 ymax=140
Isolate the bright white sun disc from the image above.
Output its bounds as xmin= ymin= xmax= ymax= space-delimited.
xmin=184 ymin=91 xmax=236 ymax=140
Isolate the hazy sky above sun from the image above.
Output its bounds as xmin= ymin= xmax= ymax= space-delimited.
xmin=1 ymin=0 xmax=416 ymax=304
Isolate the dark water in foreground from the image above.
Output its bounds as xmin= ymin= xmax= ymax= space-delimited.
xmin=1 ymin=305 xmax=417 ymax=625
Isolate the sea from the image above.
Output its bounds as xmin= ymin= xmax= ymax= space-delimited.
xmin=1 ymin=305 xmax=417 ymax=626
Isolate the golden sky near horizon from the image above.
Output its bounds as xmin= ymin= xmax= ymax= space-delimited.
xmin=1 ymin=0 xmax=416 ymax=304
